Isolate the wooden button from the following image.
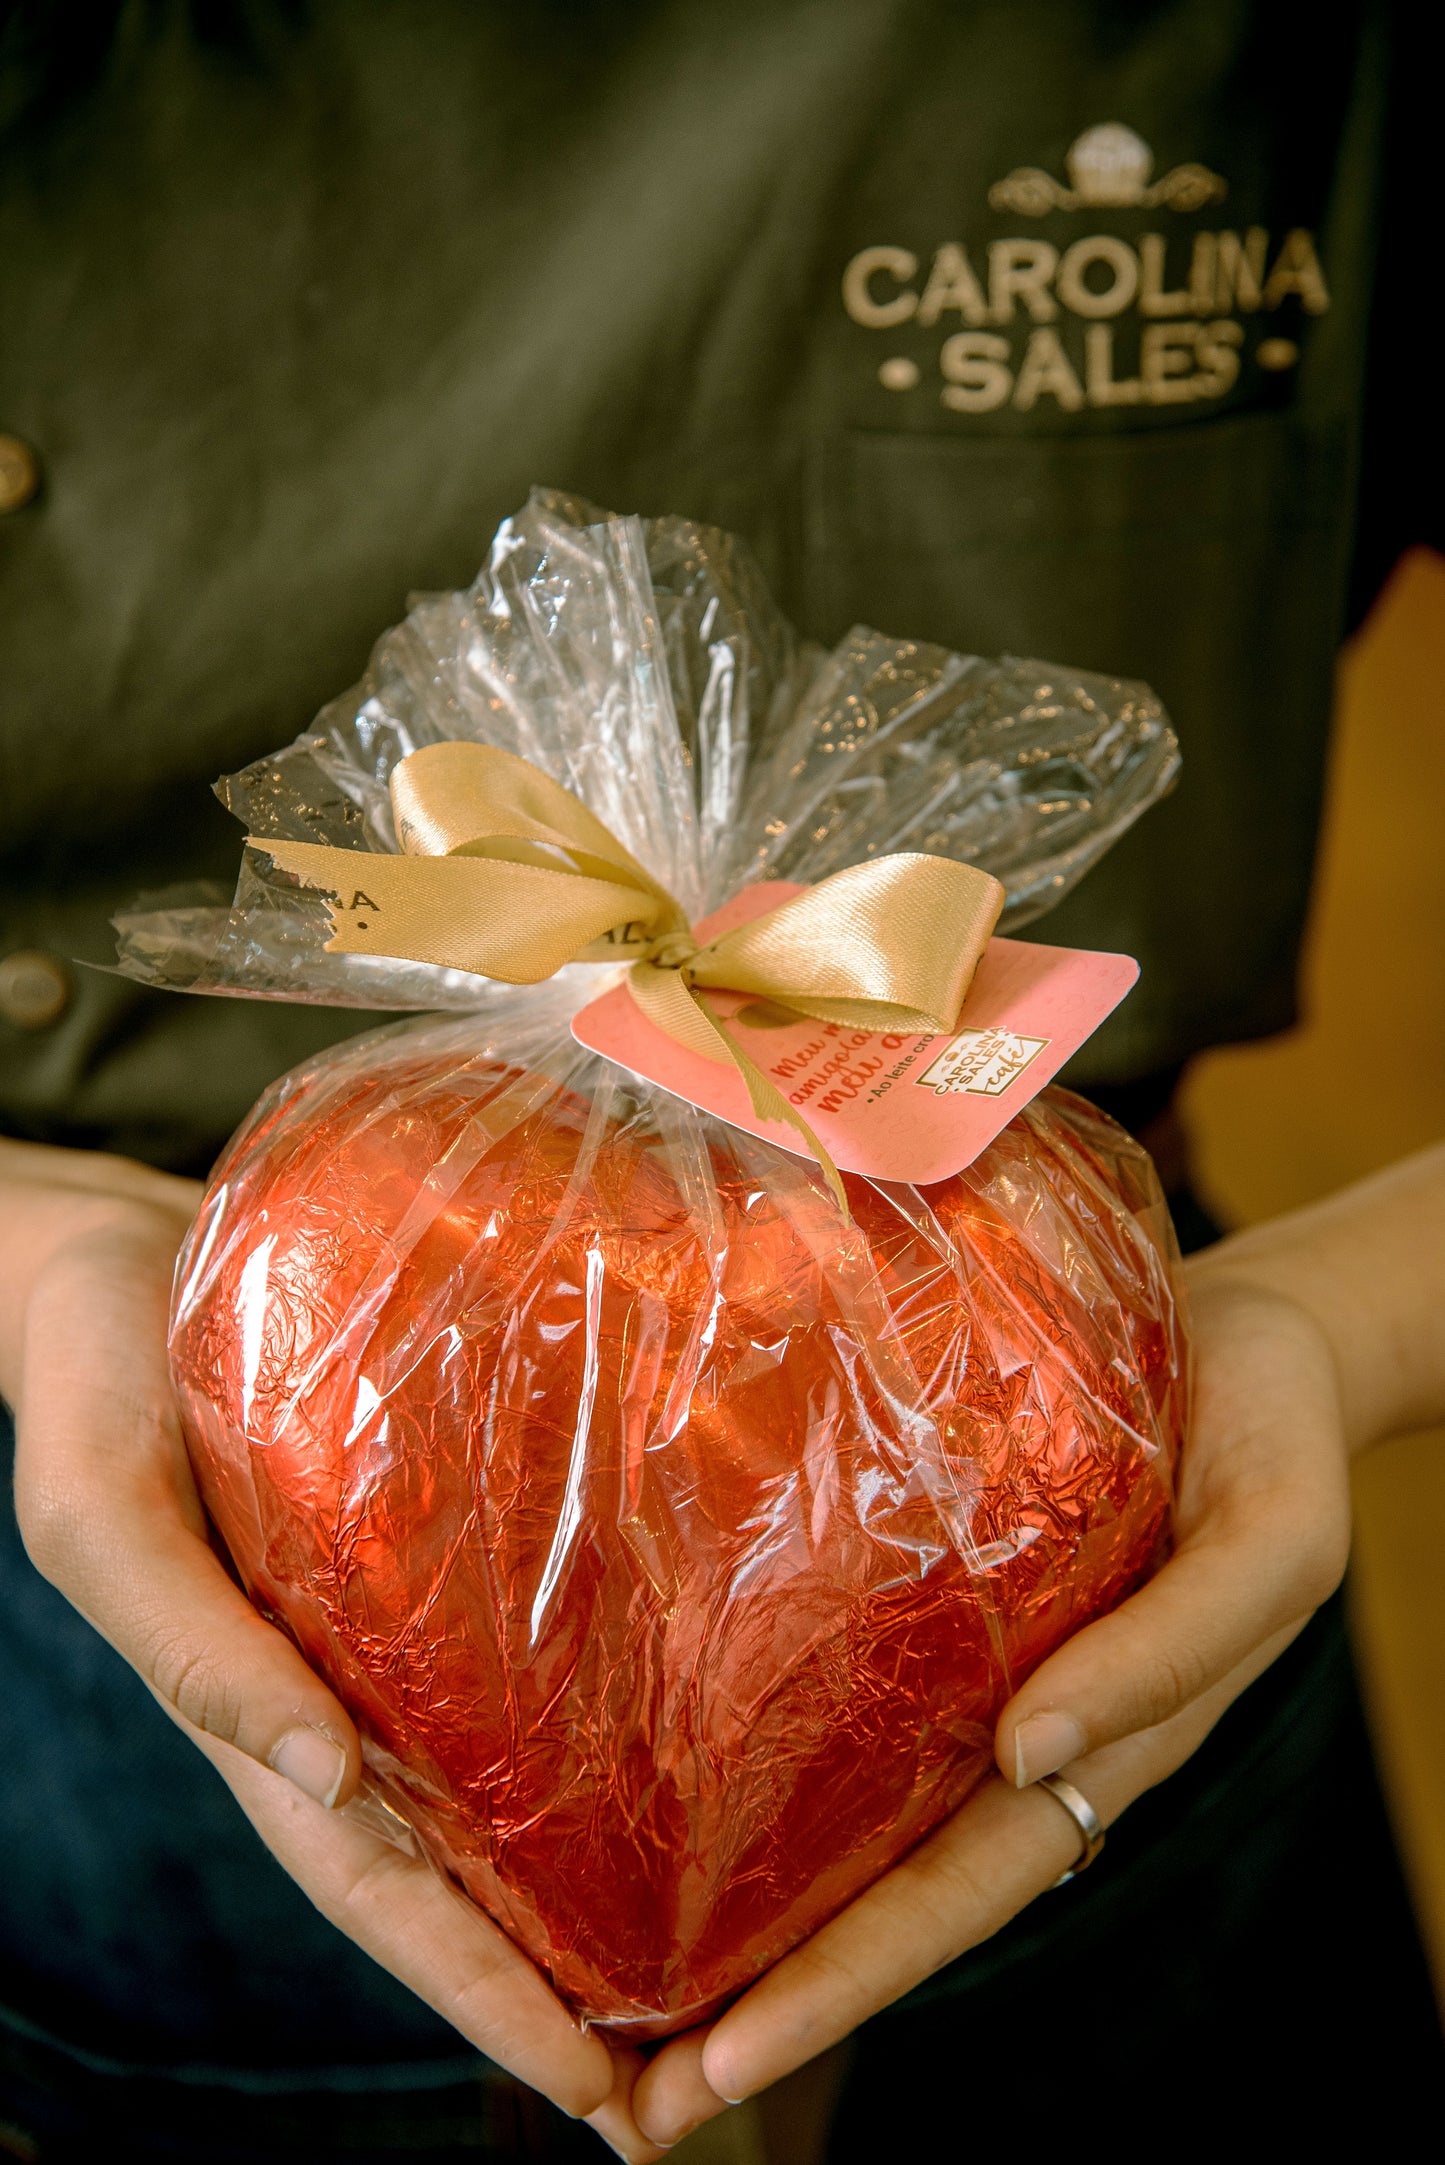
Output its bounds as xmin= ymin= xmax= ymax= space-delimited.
xmin=0 ymin=433 xmax=41 ymax=513
xmin=0 ymin=949 xmax=72 ymax=1029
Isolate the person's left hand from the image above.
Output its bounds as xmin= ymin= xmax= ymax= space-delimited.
xmin=624 ymin=1248 xmax=1354 ymax=2153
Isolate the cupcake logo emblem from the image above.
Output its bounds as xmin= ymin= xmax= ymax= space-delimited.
xmin=989 ymin=123 xmax=1227 ymax=217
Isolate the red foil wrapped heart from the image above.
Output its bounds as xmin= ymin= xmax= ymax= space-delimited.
xmin=171 ymin=1030 xmax=1186 ymax=2038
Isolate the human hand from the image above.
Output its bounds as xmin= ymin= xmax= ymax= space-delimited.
xmin=629 ymin=1230 xmax=1363 ymax=2147
xmin=0 ymin=1138 xmax=654 ymax=2153
xmin=13 ymin=1133 xmax=1437 ymax=2165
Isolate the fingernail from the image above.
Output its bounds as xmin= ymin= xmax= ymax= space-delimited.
xmin=270 ymin=1726 xmax=347 ymax=1807
xmin=1012 ymin=1710 xmax=1087 ymax=1788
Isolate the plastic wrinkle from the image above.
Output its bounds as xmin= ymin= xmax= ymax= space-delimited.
xmin=157 ymin=493 xmax=1188 ymax=2039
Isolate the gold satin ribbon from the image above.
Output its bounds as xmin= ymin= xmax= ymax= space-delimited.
xmin=251 ymin=742 xmax=1005 ymax=1211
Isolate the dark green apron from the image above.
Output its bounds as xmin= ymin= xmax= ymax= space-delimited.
xmin=1 ymin=0 xmax=1384 ymax=1161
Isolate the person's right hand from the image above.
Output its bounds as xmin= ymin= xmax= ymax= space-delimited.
xmin=0 ymin=1137 xmax=664 ymax=2160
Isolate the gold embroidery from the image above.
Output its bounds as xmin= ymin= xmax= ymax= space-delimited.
xmin=987 ymin=240 xmax=1059 ymax=324
xmin=989 ymin=124 xmax=1226 ymax=216
xmin=1193 ymin=319 xmax=1244 ymax=398
xmin=841 ymin=245 xmax=918 ymax=326
xmin=940 ymin=331 xmax=1013 ymax=412
xmin=1214 ymin=228 xmax=1269 ymax=312
xmin=842 ymin=127 xmax=1328 ymax=411
xmin=1013 ymin=328 xmax=1085 ymax=412
xmin=1056 ymin=235 xmax=1139 ymax=318
xmin=1084 ymin=325 xmax=1142 ymax=406
xmin=1262 ymin=229 xmax=1331 ymax=314
xmin=916 ymin=242 xmax=990 ymax=327
xmin=1140 ymin=321 xmax=1198 ymax=404
xmin=1138 ymin=234 xmax=1194 ymax=317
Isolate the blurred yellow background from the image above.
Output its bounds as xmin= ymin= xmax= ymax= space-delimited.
xmin=1184 ymin=544 xmax=1445 ymax=2010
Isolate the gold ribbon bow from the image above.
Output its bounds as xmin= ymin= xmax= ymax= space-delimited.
xmin=252 ymin=743 xmax=1004 ymax=1210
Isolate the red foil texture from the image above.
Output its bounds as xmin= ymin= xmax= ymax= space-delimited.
xmin=171 ymin=1035 xmax=1187 ymax=2038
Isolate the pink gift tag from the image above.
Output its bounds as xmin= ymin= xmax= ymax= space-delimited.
xmin=571 ymin=881 xmax=1139 ymax=1185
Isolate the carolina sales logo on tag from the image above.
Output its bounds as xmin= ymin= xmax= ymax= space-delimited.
xmin=916 ymin=1028 xmax=1050 ymax=1098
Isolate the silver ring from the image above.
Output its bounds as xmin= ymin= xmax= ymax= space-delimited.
xmin=1038 ymin=1774 xmax=1105 ymax=1884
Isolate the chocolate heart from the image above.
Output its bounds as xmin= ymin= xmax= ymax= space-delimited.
xmin=172 ymin=1035 xmax=1184 ymax=2038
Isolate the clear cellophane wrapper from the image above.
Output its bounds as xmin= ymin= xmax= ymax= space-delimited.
xmin=138 ymin=490 xmax=1187 ymax=2038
